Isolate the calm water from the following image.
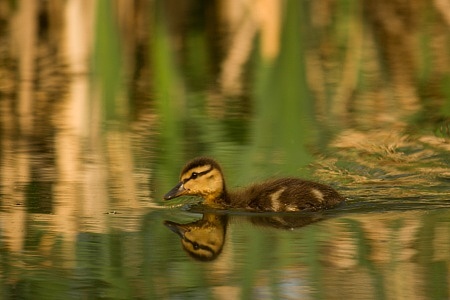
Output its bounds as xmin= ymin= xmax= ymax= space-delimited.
xmin=1 ymin=1 xmax=450 ymax=299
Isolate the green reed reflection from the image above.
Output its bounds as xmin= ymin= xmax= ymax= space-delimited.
xmin=150 ymin=1 xmax=186 ymax=195
xmin=93 ymin=0 xmax=124 ymax=122
xmin=250 ymin=0 xmax=313 ymax=178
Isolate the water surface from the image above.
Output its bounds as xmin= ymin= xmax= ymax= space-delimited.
xmin=1 ymin=1 xmax=450 ymax=299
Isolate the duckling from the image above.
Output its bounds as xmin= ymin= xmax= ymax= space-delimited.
xmin=164 ymin=157 xmax=345 ymax=212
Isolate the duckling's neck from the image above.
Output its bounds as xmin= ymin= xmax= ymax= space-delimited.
xmin=204 ymin=183 xmax=230 ymax=207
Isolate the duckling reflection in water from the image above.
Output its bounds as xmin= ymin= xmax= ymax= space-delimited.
xmin=164 ymin=212 xmax=323 ymax=261
xmin=164 ymin=214 xmax=228 ymax=261
xmin=164 ymin=157 xmax=345 ymax=211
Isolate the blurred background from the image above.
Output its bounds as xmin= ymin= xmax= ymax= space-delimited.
xmin=1 ymin=0 xmax=450 ymax=299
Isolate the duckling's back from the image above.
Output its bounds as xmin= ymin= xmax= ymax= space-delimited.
xmin=231 ymin=178 xmax=344 ymax=212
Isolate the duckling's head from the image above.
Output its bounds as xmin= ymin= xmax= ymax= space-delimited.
xmin=164 ymin=157 xmax=227 ymax=205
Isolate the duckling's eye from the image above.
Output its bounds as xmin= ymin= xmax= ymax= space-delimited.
xmin=191 ymin=172 xmax=198 ymax=179
xmin=193 ymin=242 xmax=200 ymax=250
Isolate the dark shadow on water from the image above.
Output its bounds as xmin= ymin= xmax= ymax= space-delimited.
xmin=164 ymin=196 xmax=450 ymax=261
xmin=163 ymin=204 xmax=340 ymax=262
xmin=338 ymin=196 xmax=450 ymax=214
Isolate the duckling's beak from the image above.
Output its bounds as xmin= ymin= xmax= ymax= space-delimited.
xmin=164 ymin=182 xmax=186 ymax=200
xmin=164 ymin=221 xmax=188 ymax=238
